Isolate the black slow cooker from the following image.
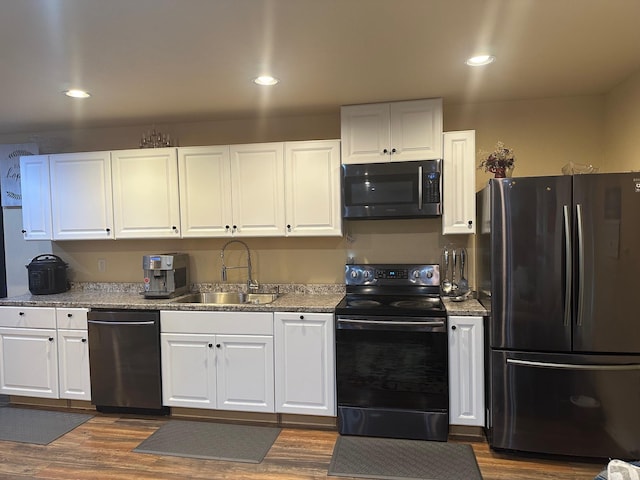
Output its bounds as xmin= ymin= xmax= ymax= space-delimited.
xmin=26 ymin=254 xmax=70 ymax=295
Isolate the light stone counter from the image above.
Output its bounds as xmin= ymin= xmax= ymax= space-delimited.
xmin=442 ymin=297 xmax=488 ymax=316
xmin=0 ymin=283 xmax=345 ymax=314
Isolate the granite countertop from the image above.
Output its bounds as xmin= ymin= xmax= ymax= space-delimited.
xmin=0 ymin=282 xmax=488 ymax=316
xmin=442 ymin=297 xmax=487 ymax=316
xmin=0 ymin=283 xmax=345 ymax=314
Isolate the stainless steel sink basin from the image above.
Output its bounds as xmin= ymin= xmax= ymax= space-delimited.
xmin=173 ymin=292 xmax=279 ymax=305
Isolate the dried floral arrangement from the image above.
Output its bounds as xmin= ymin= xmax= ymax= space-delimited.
xmin=478 ymin=141 xmax=516 ymax=173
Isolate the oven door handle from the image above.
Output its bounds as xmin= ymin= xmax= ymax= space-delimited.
xmin=336 ymin=317 xmax=446 ymax=332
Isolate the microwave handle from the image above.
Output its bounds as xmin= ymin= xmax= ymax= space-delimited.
xmin=417 ymin=165 xmax=423 ymax=210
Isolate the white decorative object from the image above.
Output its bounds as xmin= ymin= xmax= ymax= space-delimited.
xmin=608 ymin=459 xmax=640 ymax=480
xmin=0 ymin=143 xmax=39 ymax=206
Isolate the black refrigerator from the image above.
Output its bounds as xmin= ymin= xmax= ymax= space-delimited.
xmin=476 ymin=173 xmax=640 ymax=459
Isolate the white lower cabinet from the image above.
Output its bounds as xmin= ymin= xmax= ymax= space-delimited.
xmin=274 ymin=312 xmax=335 ymax=416
xmin=161 ymin=333 xmax=217 ymax=408
xmin=56 ymin=308 xmax=91 ymax=401
xmin=216 ymin=334 xmax=274 ymax=412
xmin=160 ymin=310 xmax=274 ymax=413
xmin=448 ymin=315 xmax=484 ymax=426
xmin=0 ymin=307 xmax=59 ymax=398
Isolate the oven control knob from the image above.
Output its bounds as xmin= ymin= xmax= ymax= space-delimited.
xmin=363 ymin=271 xmax=370 ymax=279
xmin=350 ymin=270 xmax=359 ymax=279
xmin=426 ymin=270 xmax=433 ymax=278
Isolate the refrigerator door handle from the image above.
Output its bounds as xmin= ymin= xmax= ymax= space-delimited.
xmin=576 ymin=203 xmax=585 ymax=326
xmin=563 ymin=205 xmax=571 ymax=327
xmin=507 ymin=358 xmax=640 ymax=371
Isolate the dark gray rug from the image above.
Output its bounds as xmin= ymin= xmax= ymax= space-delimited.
xmin=0 ymin=406 xmax=93 ymax=445
xmin=328 ymin=436 xmax=483 ymax=480
xmin=133 ymin=420 xmax=281 ymax=463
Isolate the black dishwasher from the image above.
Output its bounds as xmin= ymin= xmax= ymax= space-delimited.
xmin=87 ymin=309 xmax=168 ymax=414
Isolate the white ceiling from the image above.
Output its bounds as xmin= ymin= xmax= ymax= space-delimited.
xmin=1 ymin=0 xmax=639 ymax=134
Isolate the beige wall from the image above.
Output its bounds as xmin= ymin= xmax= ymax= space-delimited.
xmin=2 ymin=89 xmax=632 ymax=291
xmin=605 ymin=68 xmax=640 ymax=172
xmin=52 ymin=218 xmax=451 ymax=285
xmin=444 ymin=96 xmax=606 ymax=191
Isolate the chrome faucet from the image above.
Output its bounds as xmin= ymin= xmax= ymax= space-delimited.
xmin=220 ymin=240 xmax=259 ymax=291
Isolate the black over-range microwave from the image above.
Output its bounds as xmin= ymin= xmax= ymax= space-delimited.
xmin=341 ymin=159 xmax=442 ymax=219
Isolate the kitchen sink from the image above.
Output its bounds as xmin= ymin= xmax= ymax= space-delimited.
xmin=173 ymin=292 xmax=279 ymax=305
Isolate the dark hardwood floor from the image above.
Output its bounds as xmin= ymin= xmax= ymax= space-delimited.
xmin=0 ymin=412 xmax=604 ymax=479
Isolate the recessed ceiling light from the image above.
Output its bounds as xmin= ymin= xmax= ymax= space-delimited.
xmin=465 ymin=55 xmax=496 ymax=66
xmin=64 ymin=89 xmax=91 ymax=98
xmin=253 ymin=75 xmax=279 ymax=86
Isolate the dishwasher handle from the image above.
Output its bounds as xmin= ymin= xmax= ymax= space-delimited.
xmin=88 ymin=320 xmax=156 ymax=326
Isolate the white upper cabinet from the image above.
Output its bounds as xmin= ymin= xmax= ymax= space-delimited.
xmin=284 ymin=140 xmax=342 ymax=237
xmin=442 ymin=130 xmax=476 ymax=234
xmin=111 ymin=148 xmax=181 ymax=239
xmin=20 ymin=154 xmax=52 ymax=240
xmin=50 ymin=151 xmax=114 ymax=240
xmin=341 ymin=98 xmax=443 ymax=164
xmin=178 ymin=145 xmax=233 ymax=237
xmin=229 ymin=143 xmax=285 ymax=237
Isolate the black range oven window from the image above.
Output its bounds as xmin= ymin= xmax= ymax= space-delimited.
xmin=336 ymin=328 xmax=448 ymax=412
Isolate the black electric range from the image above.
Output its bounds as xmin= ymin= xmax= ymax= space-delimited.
xmin=335 ymin=263 xmax=449 ymax=442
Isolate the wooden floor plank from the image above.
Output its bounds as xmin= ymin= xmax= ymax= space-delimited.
xmin=0 ymin=412 xmax=604 ymax=479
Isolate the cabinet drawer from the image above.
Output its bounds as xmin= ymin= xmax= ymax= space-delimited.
xmin=56 ymin=308 xmax=89 ymax=329
xmin=0 ymin=307 xmax=56 ymax=328
xmin=161 ymin=310 xmax=273 ymax=335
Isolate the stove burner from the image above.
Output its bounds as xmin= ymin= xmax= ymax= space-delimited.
xmin=349 ymin=299 xmax=382 ymax=307
xmin=390 ymin=298 xmax=441 ymax=309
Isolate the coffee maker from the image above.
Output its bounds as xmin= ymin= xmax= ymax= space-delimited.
xmin=142 ymin=253 xmax=189 ymax=298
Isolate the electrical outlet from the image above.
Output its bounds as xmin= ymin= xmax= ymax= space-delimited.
xmin=98 ymin=259 xmax=106 ymax=272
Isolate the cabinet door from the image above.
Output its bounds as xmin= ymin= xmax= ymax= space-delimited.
xmin=274 ymin=312 xmax=335 ymax=416
xmin=389 ymin=98 xmax=443 ymax=161
xmin=50 ymin=151 xmax=114 ymax=240
xmin=0 ymin=327 xmax=59 ymax=398
xmin=284 ymin=140 xmax=342 ymax=237
xmin=442 ymin=130 xmax=476 ymax=234
xmin=57 ymin=329 xmax=91 ymax=400
xmin=340 ymin=103 xmax=390 ymax=164
xmin=19 ymin=154 xmax=52 ymax=240
xmin=161 ymin=333 xmax=217 ymax=409
xmin=448 ymin=315 xmax=484 ymax=426
xmin=111 ymin=148 xmax=181 ymax=238
xmin=216 ymin=334 xmax=274 ymax=412
xmin=178 ymin=146 xmax=233 ymax=237
xmin=229 ymin=143 xmax=285 ymax=236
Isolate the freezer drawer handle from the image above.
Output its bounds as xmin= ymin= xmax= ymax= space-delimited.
xmin=507 ymin=358 xmax=640 ymax=371
xmin=88 ymin=320 xmax=156 ymax=326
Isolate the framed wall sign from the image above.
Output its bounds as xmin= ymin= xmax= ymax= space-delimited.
xmin=0 ymin=143 xmax=39 ymax=207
